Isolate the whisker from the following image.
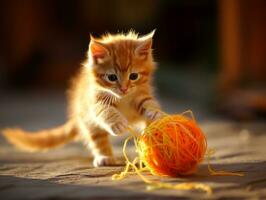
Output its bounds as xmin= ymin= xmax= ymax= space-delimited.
xmin=106 ymin=95 xmax=111 ymax=107
xmin=105 ymin=95 xmax=109 ymax=106
xmin=102 ymin=95 xmax=108 ymax=105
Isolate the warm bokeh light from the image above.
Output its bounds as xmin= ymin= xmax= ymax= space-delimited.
xmin=0 ymin=0 xmax=265 ymax=121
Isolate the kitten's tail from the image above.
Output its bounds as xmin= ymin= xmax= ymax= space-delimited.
xmin=1 ymin=120 xmax=78 ymax=152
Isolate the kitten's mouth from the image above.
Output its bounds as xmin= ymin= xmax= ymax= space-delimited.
xmin=119 ymin=90 xmax=128 ymax=95
xmin=118 ymin=88 xmax=133 ymax=96
xmin=112 ymin=87 xmax=135 ymax=98
xmin=119 ymin=87 xmax=137 ymax=97
xmin=117 ymin=91 xmax=128 ymax=97
xmin=114 ymin=90 xmax=131 ymax=98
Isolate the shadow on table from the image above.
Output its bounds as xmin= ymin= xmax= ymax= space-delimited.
xmin=162 ymin=161 xmax=266 ymax=191
xmin=0 ymin=162 xmax=265 ymax=199
xmin=0 ymin=175 xmax=190 ymax=200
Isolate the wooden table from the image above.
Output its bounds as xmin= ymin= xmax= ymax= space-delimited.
xmin=0 ymin=93 xmax=265 ymax=199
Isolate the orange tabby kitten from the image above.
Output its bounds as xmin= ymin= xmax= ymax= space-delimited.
xmin=2 ymin=31 xmax=161 ymax=167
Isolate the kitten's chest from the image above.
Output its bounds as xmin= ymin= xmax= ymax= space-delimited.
xmin=117 ymin=96 xmax=139 ymax=122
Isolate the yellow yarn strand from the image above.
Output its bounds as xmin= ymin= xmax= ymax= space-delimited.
xmin=207 ymin=149 xmax=244 ymax=177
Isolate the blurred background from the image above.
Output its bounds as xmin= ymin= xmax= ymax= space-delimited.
xmin=0 ymin=0 xmax=266 ymax=129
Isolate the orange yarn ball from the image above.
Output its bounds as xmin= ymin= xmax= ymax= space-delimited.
xmin=137 ymin=114 xmax=207 ymax=177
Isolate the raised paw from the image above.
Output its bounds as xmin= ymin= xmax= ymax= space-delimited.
xmin=144 ymin=109 xmax=162 ymax=121
xmin=93 ymin=155 xmax=116 ymax=167
xmin=110 ymin=119 xmax=128 ymax=136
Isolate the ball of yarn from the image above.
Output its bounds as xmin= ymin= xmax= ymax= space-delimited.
xmin=137 ymin=114 xmax=207 ymax=177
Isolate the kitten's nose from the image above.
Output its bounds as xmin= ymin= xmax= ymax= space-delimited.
xmin=120 ymin=87 xmax=128 ymax=94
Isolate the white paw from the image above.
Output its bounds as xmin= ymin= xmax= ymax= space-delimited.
xmin=93 ymin=155 xmax=116 ymax=167
xmin=144 ymin=109 xmax=162 ymax=121
xmin=110 ymin=119 xmax=128 ymax=136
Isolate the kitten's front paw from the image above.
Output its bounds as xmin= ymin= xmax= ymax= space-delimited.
xmin=144 ymin=108 xmax=162 ymax=121
xmin=93 ymin=155 xmax=116 ymax=167
xmin=110 ymin=119 xmax=128 ymax=136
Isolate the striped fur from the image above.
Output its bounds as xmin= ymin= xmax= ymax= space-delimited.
xmin=2 ymin=30 xmax=161 ymax=167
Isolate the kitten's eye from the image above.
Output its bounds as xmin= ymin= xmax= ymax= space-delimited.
xmin=129 ymin=73 xmax=138 ymax=80
xmin=107 ymin=74 xmax=117 ymax=82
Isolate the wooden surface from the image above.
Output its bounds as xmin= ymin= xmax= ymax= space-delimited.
xmin=0 ymin=92 xmax=266 ymax=199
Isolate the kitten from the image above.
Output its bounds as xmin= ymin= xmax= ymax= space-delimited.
xmin=2 ymin=30 xmax=161 ymax=167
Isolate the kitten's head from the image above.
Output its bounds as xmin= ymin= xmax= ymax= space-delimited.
xmin=87 ymin=30 xmax=156 ymax=97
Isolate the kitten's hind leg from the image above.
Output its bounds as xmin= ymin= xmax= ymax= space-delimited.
xmin=89 ymin=131 xmax=115 ymax=167
xmin=78 ymin=121 xmax=115 ymax=167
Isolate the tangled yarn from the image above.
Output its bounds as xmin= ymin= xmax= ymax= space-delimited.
xmin=112 ymin=111 xmax=243 ymax=194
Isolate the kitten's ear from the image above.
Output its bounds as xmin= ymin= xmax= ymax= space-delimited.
xmin=135 ymin=30 xmax=155 ymax=60
xmin=89 ymin=36 xmax=109 ymax=64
